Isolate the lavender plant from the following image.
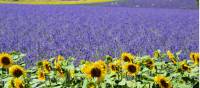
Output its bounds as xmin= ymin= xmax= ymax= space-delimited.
xmin=0 ymin=5 xmax=198 ymax=66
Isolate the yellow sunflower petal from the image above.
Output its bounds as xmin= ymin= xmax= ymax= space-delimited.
xmin=0 ymin=52 xmax=13 ymax=68
xmin=121 ymin=52 xmax=134 ymax=63
xmin=154 ymin=75 xmax=172 ymax=88
xmin=9 ymin=65 xmax=26 ymax=78
xmin=123 ymin=63 xmax=140 ymax=76
xmin=13 ymin=78 xmax=24 ymax=88
xmin=166 ymin=50 xmax=176 ymax=64
xmin=37 ymin=68 xmax=45 ymax=81
xmin=42 ymin=60 xmax=51 ymax=74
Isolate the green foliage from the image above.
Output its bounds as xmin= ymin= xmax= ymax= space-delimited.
xmin=0 ymin=50 xmax=199 ymax=88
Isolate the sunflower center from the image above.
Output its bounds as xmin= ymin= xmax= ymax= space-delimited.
xmin=160 ymin=79 xmax=169 ymax=88
xmin=40 ymin=72 xmax=45 ymax=77
xmin=19 ymin=84 xmax=24 ymax=88
xmin=2 ymin=56 xmax=10 ymax=65
xmin=192 ymin=54 xmax=195 ymax=60
xmin=124 ymin=56 xmax=130 ymax=62
xmin=91 ymin=68 xmax=101 ymax=77
xmin=128 ymin=65 xmax=136 ymax=73
xmin=45 ymin=64 xmax=51 ymax=71
xmin=182 ymin=65 xmax=188 ymax=70
xmin=111 ymin=65 xmax=116 ymax=71
xmin=146 ymin=61 xmax=153 ymax=67
xmin=13 ymin=69 xmax=23 ymax=77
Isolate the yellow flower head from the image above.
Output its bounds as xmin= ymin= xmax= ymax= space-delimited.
xmin=190 ymin=52 xmax=199 ymax=65
xmin=81 ymin=62 xmax=92 ymax=75
xmin=167 ymin=50 xmax=176 ymax=64
xmin=109 ymin=62 xmax=120 ymax=73
xmin=144 ymin=58 xmax=155 ymax=70
xmin=154 ymin=75 xmax=172 ymax=88
xmin=56 ymin=64 xmax=65 ymax=78
xmin=0 ymin=52 xmax=13 ymax=68
xmin=123 ymin=63 xmax=140 ymax=76
xmin=37 ymin=68 xmax=45 ymax=81
xmin=57 ymin=55 xmax=65 ymax=61
xmin=190 ymin=52 xmax=195 ymax=61
xmin=121 ymin=52 xmax=134 ymax=63
xmin=10 ymin=78 xmax=24 ymax=88
xmin=115 ymin=59 xmax=122 ymax=65
xmin=194 ymin=53 xmax=199 ymax=65
xmin=81 ymin=61 xmax=107 ymax=81
xmin=43 ymin=60 xmax=51 ymax=74
xmin=14 ymin=78 xmax=24 ymax=88
xmin=95 ymin=60 xmax=107 ymax=70
xmin=153 ymin=50 xmax=160 ymax=58
xmin=179 ymin=61 xmax=190 ymax=72
xmin=9 ymin=65 xmax=26 ymax=78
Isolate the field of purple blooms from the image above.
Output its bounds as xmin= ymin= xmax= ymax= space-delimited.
xmin=0 ymin=4 xmax=199 ymax=67
xmin=98 ymin=0 xmax=198 ymax=9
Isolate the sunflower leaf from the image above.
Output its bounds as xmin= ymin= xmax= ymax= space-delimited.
xmin=118 ymin=78 xmax=126 ymax=85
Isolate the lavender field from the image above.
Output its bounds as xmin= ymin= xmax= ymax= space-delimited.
xmin=104 ymin=0 xmax=198 ymax=9
xmin=0 ymin=1 xmax=199 ymax=88
xmin=0 ymin=3 xmax=199 ymax=66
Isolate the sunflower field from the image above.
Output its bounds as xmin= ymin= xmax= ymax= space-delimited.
xmin=0 ymin=50 xmax=199 ymax=88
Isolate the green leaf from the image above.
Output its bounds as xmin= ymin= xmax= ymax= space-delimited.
xmin=82 ymin=79 xmax=88 ymax=88
xmin=175 ymin=50 xmax=182 ymax=56
xmin=118 ymin=78 xmax=126 ymax=85
xmin=127 ymin=81 xmax=134 ymax=87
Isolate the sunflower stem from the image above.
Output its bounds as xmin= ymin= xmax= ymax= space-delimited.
xmin=1 ymin=68 xmax=4 ymax=87
xmin=155 ymin=66 xmax=158 ymax=74
xmin=44 ymin=80 xmax=47 ymax=87
xmin=48 ymin=76 xmax=52 ymax=87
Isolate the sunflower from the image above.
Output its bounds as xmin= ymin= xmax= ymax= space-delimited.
xmin=0 ymin=52 xmax=13 ymax=68
xmin=81 ymin=62 xmax=92 ymax=74
xmin=13 ymin=78 xmax=24 ymax=88
xmin=115 ymin=59 xmax=122 ymax=65
xmin=190 ymin=52 xmax=196 ymax=62
xmin=57 ymin=55 xmax=65 ymax=61
xmin=179 ymin=61 xmax=190 ymax=72
xmin=194 ymin=53 xmax=199 ymax=65
xmin=121 ymin=52 xmax=134 ymax=63
xmin=55 ymin=63 xmax=65 ymax=77
xmin=54 ymin=55 xmax=64 ymax=67
xmin=144 ymin=59 xmax=155 ymax=70
xmin=9 ymin=65 xmax=26 ymax=78
xmin=37 ymin=68 xmax=45 ymax=81
xmin=181 ymin=64 xmax=190 ymax=72
xmin=154 ymin=75 xmax=172 ymax=88
xmin=190 ymin=52 xmax=199 ymax=65
xmin=153 ymin=50 xmax=160 ymax=58
xmin=9 ymin=78 xmax=24 ymax=88
xmin=166 ymin=51 xmax=176 ymax=64
xmin=95 ymin=60 xmax=107 ymax=70
xmin=109 ymin=63 xmax=120 ymax=73
xmin=81 ymin=61 xmax=107 ymax=81
xmin=195 ymin=53 xmax=199 ymax=64
xmin=43 ymin=60 xmax=51 ymax=74
xmin=123 ymin=63 xmax=140 ymax=76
